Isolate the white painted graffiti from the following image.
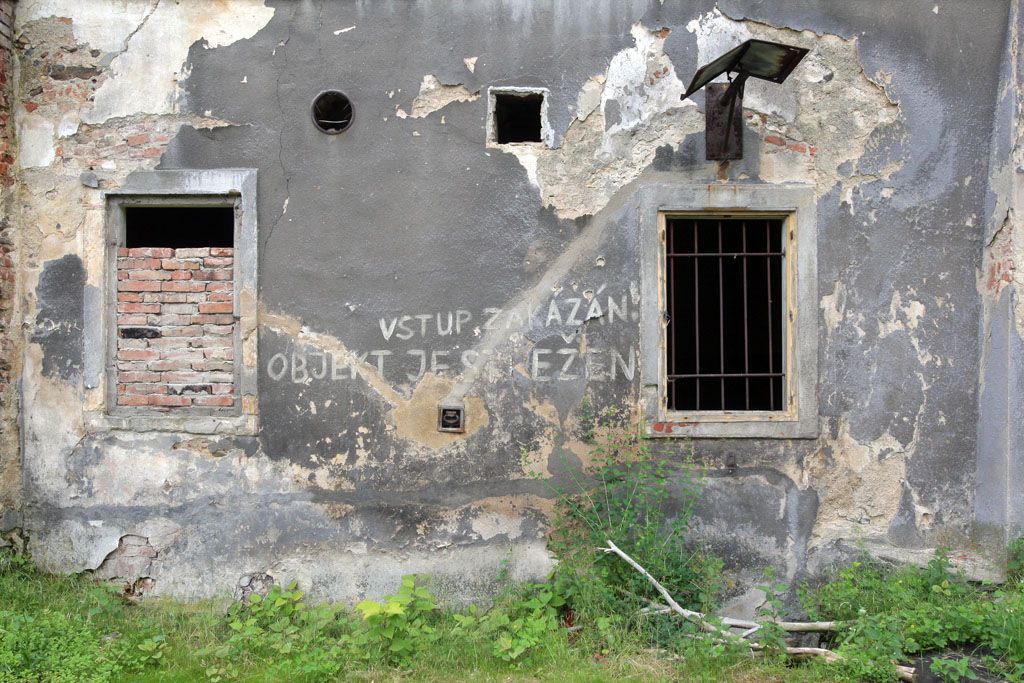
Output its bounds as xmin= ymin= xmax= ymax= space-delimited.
xmin=376 ymin=287 xmax=637 ymax=341
xmin=267 ymin=285 xmax=640 ymax=385
xmin=266 ymin=345 xmax=636 ymax=384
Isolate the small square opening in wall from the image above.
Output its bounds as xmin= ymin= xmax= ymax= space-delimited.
xmin=493 ymin=92 xmax=544 ymax=144
xmin=437 ymin=404 xmax=465 ymax=433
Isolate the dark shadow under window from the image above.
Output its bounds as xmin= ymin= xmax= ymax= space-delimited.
xmin=494 ymin=93 xmax=543 ymax=143
xmin=665 ymin=217 xmax=784 ymax=411
xmin=124 ymin=206 xmax=234 ymax=248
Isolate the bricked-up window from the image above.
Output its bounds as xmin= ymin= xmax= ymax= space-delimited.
xmin=115 ymin=206 xmax=236 ymax=411
xmin=665 ymin=217 xmax=784 ymax=411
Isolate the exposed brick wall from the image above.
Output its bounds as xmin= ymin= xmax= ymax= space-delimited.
xmin=116 ymin=247 xmax=236 ymax=409
xmin=0 ymin=0 xmax=18 ymax=526
xmin=0 ymin=0 xmax=14 ymax=188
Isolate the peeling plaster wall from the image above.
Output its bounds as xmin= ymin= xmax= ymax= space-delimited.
xmin=0 ymin=0 xmax=18 ymax=535
xmin=977 ymin=0 xmax=1024 ymax=546
xmin=4 ymin=0 xmax=1016 ymax=600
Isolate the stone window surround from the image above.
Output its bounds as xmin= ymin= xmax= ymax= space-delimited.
xmin=639 ymin=183 xmax=818 ymax=439
xmin=83 ymin=169 xmax=259 ymax=436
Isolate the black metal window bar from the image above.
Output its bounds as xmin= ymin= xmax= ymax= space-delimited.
xmin=665 ymin=217 xmax=785 ymax=411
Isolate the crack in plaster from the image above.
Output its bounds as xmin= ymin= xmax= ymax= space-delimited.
xmin=117 ymin=0 xmax=161 ymax=56
xmin=265 ymin=8 xmax=294 ymax=250
xmin=47 ymin=0 xmax=277 ymax=124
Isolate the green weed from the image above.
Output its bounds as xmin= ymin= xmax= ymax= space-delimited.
xmin=1008 ymin=536 xmax=1024 ymax=584
xmin=803 ymin=550 xmax=1024 ymax=682
xmin=545 ymin=409 xmax=721 ymax=650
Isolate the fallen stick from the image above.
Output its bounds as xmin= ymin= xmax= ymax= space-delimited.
xmin=599 ymin=540 xmax=736 ymax=640
xmin=600 ymin=540 xmax=915 ymax=680
xmin=641 ymin=603 xmax=843 ymax=632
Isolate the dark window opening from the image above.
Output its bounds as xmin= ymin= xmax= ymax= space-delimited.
xmin=494 ymin=93 xmax=543 ymax=143
xmin=312 ymin=90 xmax=353 ymax=134
xmin=665 ymin=217 xmax=784 ymax=411
xmin=124 ymin=206 xmax=234 ymax=248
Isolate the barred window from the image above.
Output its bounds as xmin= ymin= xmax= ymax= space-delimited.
xmin=665 ymin=217 xmax=784 ymax=411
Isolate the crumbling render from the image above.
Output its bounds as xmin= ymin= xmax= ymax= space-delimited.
xmin=505 ymin=23 xmax=702 ymax=219
xmin=94 ymin=534 xmax=157 ymax=596
xmin=18 ymin=0 xmax=276 ymax=124
xmin=488 ymin=11 xmax=902 ymax=220
xmin=397 ymin=74 xmax=479 ymax=119
xmin=804 ymin=413 xmax=929 ymax=547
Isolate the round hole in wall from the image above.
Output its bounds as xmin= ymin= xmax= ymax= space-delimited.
xmin=312 ymin=90 xmax=353 ymax=134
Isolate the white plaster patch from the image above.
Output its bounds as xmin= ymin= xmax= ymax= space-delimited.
xmin=470 ymin=510 xmax=524 ymax=541
xmin=686 ymin=10 xmax=752 ymax=82
xmin=78 ymin=0 xmax=275 ymax=124
xmin=17 ymin=114 xmax=56 ymax=168
xmin=407 ymin=75 xmax=479 ymax=119
xmin=499 ymin=23 xmax=700 ymax=219
xmin=56 ymin=112 xmax=81 ymax=138
xmin=575 ymin=75 xmax=604 ymax=122
xmin=602 ymin=24 xmax=687 ymax=138
xmin=18 ymin=0 xmax=157 ymax=52
xmin=512 ymin=147 xmax=540 ymax=187
xmin=878 ymin=291 xmax=926 ymax=337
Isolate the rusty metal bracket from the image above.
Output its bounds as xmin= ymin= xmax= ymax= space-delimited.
xmin=705 ymin=81 xmax=745 ymax=161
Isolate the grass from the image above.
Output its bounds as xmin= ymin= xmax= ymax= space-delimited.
xmin=0 ymin=550 xmax=841 ymax=682
xmin=4 ymin=547 xmax=1024 ymax=682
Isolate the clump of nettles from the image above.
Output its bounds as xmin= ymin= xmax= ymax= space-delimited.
xmin=1007 ymin=536 xmax=1024 ymax=584
xmin=800 ymin=550 xmax=1024 ymax=682
xmin=546 ymin=408 xmax=722 ymax=647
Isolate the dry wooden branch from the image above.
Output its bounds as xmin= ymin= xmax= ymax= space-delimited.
xmin=599 ymin=540 xmax=736 ymax=640
xmin=779 ymin=646 xmax=843 ymax=663
xmin=600 ymin=541 xmax=915 ymax=680
xmin=641 ymin=602 xmax=841 ymax=632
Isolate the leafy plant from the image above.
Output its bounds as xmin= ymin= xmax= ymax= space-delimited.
xmin=755 ymin=566 xmax=789 ymax=656
xmin=489 ymin=584 xmax=565 ymax=662
xmin=1008 ymin=537 xmax=1024 ymax=584
xmin=198 ymin=579 xmax=349 ymax=680
xmin=134 ymin=633 xmax=166 ymax=666
xmin=804 ymin=550 xmax=1024 ymax=682
xmin=547 ymin=409 xmax=720 ymax=634
xmin=351 ymin=574 xmax=439 ymax=666
xmin=931 ymin=656 xmax=979 ymax=682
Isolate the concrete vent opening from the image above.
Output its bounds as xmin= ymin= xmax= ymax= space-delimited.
xmin=494 ymin=92 xmax=543 ymax=143
xmin=312 ymin=90 xmax=354 ymax=134
xmin=124 ymin=206 xmax=234 ymax=248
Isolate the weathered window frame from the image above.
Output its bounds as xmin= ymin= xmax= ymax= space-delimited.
xmin=639 ymin=184 xmax=817 ymax=439
xmin=83 ymin=169 xmax=259 ymax=435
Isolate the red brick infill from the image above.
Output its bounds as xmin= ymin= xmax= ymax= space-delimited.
xmin=116 ymin=247 xmax=235 ymax=409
